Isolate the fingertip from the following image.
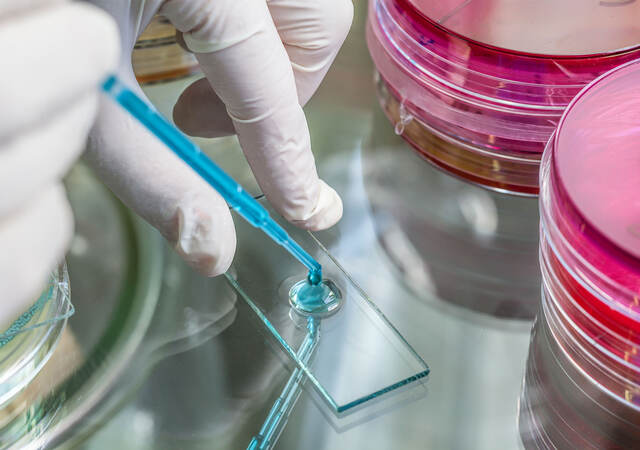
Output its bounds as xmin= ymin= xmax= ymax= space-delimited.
xmin=193 ymin=225 xmax=237 ymax=278
xmin=171 ymin=192 xmax=237 ymax=277
xmin=291 ymin=180 xmax=343 ymax=231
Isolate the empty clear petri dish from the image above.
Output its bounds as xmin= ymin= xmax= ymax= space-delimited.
xmin=367 ymin=0 xmax=640 ymax=195
xmin=0 ymin=264 xmax=72 ymax=409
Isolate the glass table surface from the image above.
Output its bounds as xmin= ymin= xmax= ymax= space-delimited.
xmin=80 ymin=3 xmax=538 ymax=449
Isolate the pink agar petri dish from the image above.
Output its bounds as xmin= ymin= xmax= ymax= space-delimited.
xmin=545 ymin=59 xmax=640 ymax=343
xmin=366 ymin=0 xmax=640 ymax=195
xmin=523 ymin=59 xmax=640 ymax=448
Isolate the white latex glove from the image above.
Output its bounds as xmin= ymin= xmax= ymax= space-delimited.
xmin=86 ymin=0 xmax=352 ymax=277
xmin=0 ymin=2 xmax=119 ymax=327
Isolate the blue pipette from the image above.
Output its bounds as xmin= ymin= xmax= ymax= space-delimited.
xmin=101 ymin=76 xmax=322 ymax=285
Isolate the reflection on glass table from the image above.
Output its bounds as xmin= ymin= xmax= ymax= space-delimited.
xmin=247 ymin=315 xmax=318 ymax=450
xmin=85 ymin=139 xmax=532 ymax=449
xmin=0 ymin=164 xmax=249 ymax=448
xmin=519 ymin=291 xmax=640 ymax=448
xmin=84 ymin=247 xmax=305 ymax=450
xmin=363 ymin=107 xmax=540 ymax=320
xmin=84 ymin=1 xmax=536 ymax=448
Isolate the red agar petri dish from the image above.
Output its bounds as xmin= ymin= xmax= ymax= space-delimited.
xmin=524 ymin=59 xmax=640 ymax=448
xmin=366 ymin=0 xmax=640 ymax=195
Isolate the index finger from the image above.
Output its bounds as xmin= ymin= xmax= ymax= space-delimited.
xmin=161 ymin=0 xmax=342 ymax=230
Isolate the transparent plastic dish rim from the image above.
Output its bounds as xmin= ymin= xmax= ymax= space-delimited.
xmin=389 ymin=92 xmax=544 ymax=164
xmin=0 ymin=264 xmax=71 ymax=401
xmin=539 ymin=166 xmax=640 ymax=327
xmin=392 ymin=0 xmax=640 ymax=60
xmin=540 ymin=287 xmax=640 ymax=414
xmin=540 ymin=242 xmax=640 ymax=382
xmin=371 ymin=0 xmax=640 ymax=112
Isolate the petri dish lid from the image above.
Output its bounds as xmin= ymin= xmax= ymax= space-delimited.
xmin=0 ymin=265 xmax=72 ymax=408
xmin=403 ymin=0 xmax=640 ymax=56
xmin=555 ymin=60 xmax=640 ymax=261
xmin=551 ymin=59 xmax=640 ymax=318
xmin=370 ymin=0 xmax=640 ymax=113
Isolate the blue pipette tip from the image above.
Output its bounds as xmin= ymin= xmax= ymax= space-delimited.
xmin=307 ymin=269 xmax=322 ymax=286
xmin=102 ymin=75 xmax=117 ymax=92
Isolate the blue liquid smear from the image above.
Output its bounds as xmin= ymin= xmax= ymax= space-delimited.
xmin=297 ymin=283 xmax=331 ymax=310
xmin=289 ymin=279 xmax=341 ymax=316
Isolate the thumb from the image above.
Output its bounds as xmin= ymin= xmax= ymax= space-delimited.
xmin=160 ymin=0 xmax=343 ymax=231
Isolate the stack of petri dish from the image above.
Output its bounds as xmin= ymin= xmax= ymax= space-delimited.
xmin=132 ymin=15 xmax=200 ymax=85
xmin=0 ymin=265 xmax=73 ymax=440
xmin=519 ymin=60 xmax=640 ymax=448
xmin=366 ymin=0 xmax=640 ymax=195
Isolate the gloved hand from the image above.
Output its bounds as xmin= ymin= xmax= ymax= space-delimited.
xmin=0 ymin=2 xmax=119 ymax=327
xmin=86 ymin=0 xmax=352 ymax=277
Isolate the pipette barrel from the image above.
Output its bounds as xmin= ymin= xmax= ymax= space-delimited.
xmin=101 ymin=76 xmax=322 ymax=281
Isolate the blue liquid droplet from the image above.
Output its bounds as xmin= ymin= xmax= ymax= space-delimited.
xmin=307 ymin=268 xmax=322 ymax=286
xmin=289 ymin=278 xmax=341 ymax=317
xmin=297 ymin=282 xmax=331 ymax=309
